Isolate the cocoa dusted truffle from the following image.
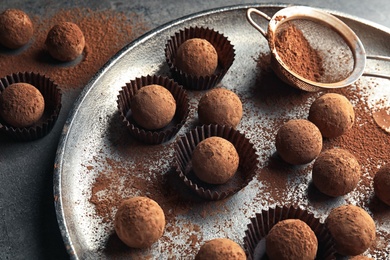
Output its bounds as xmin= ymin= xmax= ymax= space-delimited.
xmin=312 ymin=148 xmax=361 ymax=197
xmin=275 ymin=119 xmax=323 ymax=165
xmin=198 ymin=88 xmax=243 ymax=128
xmin=0 ymin=83 xmax=45 ymax=128
xmin=175 ymin=38 xmax=218 ymax=77
xmin=373 ymin=164 xmax=390 ymax=206
xmin=195 ymin=238 xmax=246 ymax=260
xmin=130 ymin=84 xmax=176 ymax=130
xmin=192 ymin=136 xmax=239 ymax=184
xmin=326 ymin=204 xmax=376 ymax=256
xmin=114 ymin=196 xmax=165 ymax=248
xmin=309 ymin=93 xmax=355 ymax=138
xmin=0 ymin=9 xmax=33 ymax=49
xmin=45 ymin=22 xmax=85 ymax=61
xmin=266 ymin=219 xmax=318 ymax=260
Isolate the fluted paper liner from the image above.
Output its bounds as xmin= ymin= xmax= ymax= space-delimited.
xmin=117 ymin=75 xmax=189 ymax=145
xmin=165 ymin=26 xmax=235 ymax=90
xmin=243 ymin=205 xmax=336 ymax=260
xmin=174 ymin=124 xmax=258 ymax=200
xmin=0 ymin=72 xmax=62 ymax=141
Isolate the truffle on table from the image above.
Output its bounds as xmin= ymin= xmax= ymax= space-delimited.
xmin=192 ymin=136 xmax=239 ymax=184
xmin=130 ymin=84 xmax=176 ymax=130
xmin=0 ymin=82 xmax=45 ymax=128
xmin=0 ymin=9 xmax=34 ymax=49
xmin=45 ymin=21 xmax=85 ymax=61
xmin=195 ymin=238 xmax=246 ymax=260
xmin=266 ymin=219 xmax=318 ymax=260
xmin=275 ymin=119 xmax=323 ymax=165
xmin=312 ymin=148 xmax=361 ymax=197
xmin=325 ymin=204 xmax=376 ymax=256
xmin=198 ymin=88 xmax=243 ymax=128
xmin=175 ymin=38 xmax=218 ymax=77
xmin=114 ymin=196 xmax=165 ymax=248
xmin=308 ymin=93 xmax=355 ymax=138
xmin=373 ymin=164 xmax=390 ymax=206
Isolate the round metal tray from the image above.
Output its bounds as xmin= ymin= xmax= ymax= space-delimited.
xmin=54 ymin=4 xmax=390 ymax=259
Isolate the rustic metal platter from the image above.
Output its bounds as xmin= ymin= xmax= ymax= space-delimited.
xmin=54 ymin=4 xmax=390 ymax=259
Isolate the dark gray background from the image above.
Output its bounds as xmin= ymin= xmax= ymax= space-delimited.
xmin=1 ymin=1 xmax=389 ymax=259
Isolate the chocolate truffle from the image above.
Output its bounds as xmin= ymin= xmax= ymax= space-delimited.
xmin=195 ymin=238 xmax=246 ymax=260
xmin=373 ymin=164 xmax=390 ymax=206
xmin=45 ymin=22 xmax=85 ymax=61
xmin=192 ymin=136 xmax=239 ymax=184
xmin=326 ymin=204 xmax=376 ymax=256
xmin=0 ymin=9 xmax=33 ymax=49
xmin=175 ymin=38 xmax=218 ymax=77
xmin=130 ymin=84 xmax=176 ymax=130
xmin=266 ymin=219 xmax=318 ymax=260
xmin=0 ymin=83 xmax=45 ymax=128
xmin=198 ymin=88 xmax=243 ymax=128
xmin=309 ymin=93 xmax=355 ymax=138
xmin=312 ymin=148 xmax=361 ymax=197
xmin=114 ymin=196 xmax=165 ymax=248
xmin=275 ymin=119 xmax=323 ymax=165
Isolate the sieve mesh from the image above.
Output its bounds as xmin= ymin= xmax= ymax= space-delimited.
xmin=274 ymin=19 xmax=354 ymax=84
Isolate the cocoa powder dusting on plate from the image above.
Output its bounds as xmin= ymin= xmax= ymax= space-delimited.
xmin=0 ymin=8 xmax=149 ymax=90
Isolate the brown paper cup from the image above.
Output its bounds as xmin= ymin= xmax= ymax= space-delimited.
xmin=165 ymin=26 xmax=235 ymax=90
xmin=0 ymin=72 xmax=62 ymax=141
xmin=174 ymin=124 xmax=258 ymax=200
xmin=117 ymin=75 xmax=189 ymax=145
xmin=243 ymin=205 xmax=336 ymax=260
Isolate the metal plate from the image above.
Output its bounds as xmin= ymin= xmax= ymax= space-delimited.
xmin=54 ymin=4 xmax=390 ymax=259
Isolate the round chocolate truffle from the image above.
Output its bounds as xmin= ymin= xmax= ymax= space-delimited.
xmin=175 ymin=38 xmax=218 ymax=77
xmin=266 ymin=219 xmax=318 ymax=260
xmin=309 ymin=93 xmax=355 ymax=138
xmin=114 ymin=196 xmax=165 ymax=248
xmin=45 ymin=22 xmax=85 ymax=61
xmin=192 ymin=136 xmax=239 ymax=184
xmin=198 ymin=88 xmax=243 ymax=128
xmin=0 ymin=83 xmax=45 ymax=128
xmin=373 ymin=164 xmax=390 ymax=206
xmin=326 ymin=204 xmax=376 ymax=256
xmin=0 ymin=9 xmax=33 ymax=49
xmin=275 ymin=119 xmax=323 ymax=165
xmin=195 ymin=238 xmax=246 ymax=260
xmin=130 ymin=84 xmax=176 ymax=130
xmin=312 ymin=148 xmax=361 ymax=197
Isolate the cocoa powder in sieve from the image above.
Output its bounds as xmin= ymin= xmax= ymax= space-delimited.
xmin=275 ymin=22 xmax=324 ymax=82
xmin=0 ymin=8 xmax=149 ymax=90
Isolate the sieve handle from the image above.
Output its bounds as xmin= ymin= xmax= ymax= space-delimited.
xmin=246 ymin=8 xmax=272 ymax=38
xmin=363 ymin=55 xmax=390 ymax=79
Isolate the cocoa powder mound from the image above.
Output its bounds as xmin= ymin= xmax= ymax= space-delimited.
xmin=0 ymin=8 xmax=149 ymax=90
xmin=275 ymin=22 xmax=324 ymax=82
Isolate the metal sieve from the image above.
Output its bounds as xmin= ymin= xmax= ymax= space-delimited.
xmin=247 ymin=6 xmax=390 ymax=92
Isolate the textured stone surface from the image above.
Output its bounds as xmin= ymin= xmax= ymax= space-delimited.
xmin=0 ymin=1 xmax=389 ymax=259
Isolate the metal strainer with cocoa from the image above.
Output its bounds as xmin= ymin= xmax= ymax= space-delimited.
xmin=247 ymin=6 xmax=390 ymax=92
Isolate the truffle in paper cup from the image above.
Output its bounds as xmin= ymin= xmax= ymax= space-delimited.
xmin=0 ymin=72 xmax=62 ymax=141
xmin=117 ymin=75 xmax=189 ymax=145
xmin=243 ymin=205 xmax=336 ymax=260
xmin=174 ymin=124 xmax=258 ymax=200
xmin=165 ymin=26 xmax=235 ymax=90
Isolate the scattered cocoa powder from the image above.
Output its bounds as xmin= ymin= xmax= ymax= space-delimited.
xmin=275 ymin=22 xmax=324 ymax=82
xmin=0 ymin=8 xmax=149 ymax=90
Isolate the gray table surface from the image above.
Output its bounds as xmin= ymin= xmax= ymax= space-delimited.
xmin=1 ymin=1 xmax=389 ymax=259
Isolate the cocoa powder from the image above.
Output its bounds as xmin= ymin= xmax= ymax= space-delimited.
xmin=0 ymin=8 xmax=149 ymax=89
xmin=275 ymin=22 xmax=324 ymax=82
